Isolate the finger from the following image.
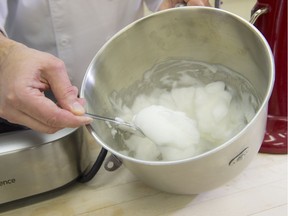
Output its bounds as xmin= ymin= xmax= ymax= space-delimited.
xmin=13 ymin=84 xmax=93 ymax=129
xmin=22 ymin=95 xmax=92 ymax=128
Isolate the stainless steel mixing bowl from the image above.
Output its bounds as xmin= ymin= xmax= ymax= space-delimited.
xmin=80 ymin=7 xmax=274 ymax=194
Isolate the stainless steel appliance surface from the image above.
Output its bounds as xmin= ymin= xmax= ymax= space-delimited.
xmin=0 ymin=127 xmax=90 ymax=204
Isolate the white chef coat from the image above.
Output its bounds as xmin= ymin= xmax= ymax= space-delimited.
xmin=0 ymin=0 xmax=162 ymax=89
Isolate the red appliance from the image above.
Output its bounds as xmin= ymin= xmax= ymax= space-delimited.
xmin=252 ymin=0 xmax=287 ymax=154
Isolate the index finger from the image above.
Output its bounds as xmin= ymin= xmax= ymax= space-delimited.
xmin=22 ymin=94 xmax=92 ymax=129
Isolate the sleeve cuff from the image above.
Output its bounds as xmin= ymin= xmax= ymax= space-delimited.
xmin=0 ymin=26 xmax=7 ymax=37
xmin=145 ymin=0 xmax=163 ymax=12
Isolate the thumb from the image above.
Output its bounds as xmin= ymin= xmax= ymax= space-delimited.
xmin=58 ymin=85 xmax=86 ymax=115
xmin=42 ymin=58 xmax=85 ymax=115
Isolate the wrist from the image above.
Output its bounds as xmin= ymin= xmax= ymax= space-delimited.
xmin=0 ymin=34 xmax=26 ymax=67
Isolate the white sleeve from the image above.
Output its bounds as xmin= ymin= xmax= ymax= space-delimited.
xmin=0 ymin=1 xmax=8 ymax=36
xmin=144 ymin=0 xmax=163 ymax=12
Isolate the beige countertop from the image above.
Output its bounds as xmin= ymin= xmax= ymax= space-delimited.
xmin=0 ymin=151 xmax=287 ymax=216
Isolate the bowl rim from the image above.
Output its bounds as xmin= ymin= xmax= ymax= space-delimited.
xmin=80 ymin=7 xmax=275 ymax=165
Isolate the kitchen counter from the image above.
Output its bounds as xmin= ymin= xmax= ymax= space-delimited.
xmin=0 ymin=147 xmax=287 ymax=216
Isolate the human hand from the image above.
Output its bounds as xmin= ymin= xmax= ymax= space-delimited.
xmin=159 ymin=0 xmax=211 ymax=10
xmin=0 ymin=35 xmax=92 ymax=133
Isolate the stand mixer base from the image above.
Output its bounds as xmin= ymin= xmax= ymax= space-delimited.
xmin=260 ymin=116 xmax=287 ymax=154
